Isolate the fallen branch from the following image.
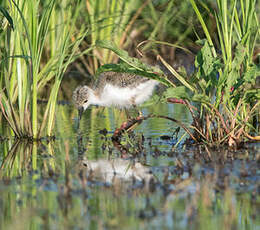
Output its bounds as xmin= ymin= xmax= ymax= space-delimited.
xmin=112 ymin=114 xmax=197 ymax=143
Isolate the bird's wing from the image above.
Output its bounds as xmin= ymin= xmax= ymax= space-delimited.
xmin=96 ymin=72 xmax=149 ymax=90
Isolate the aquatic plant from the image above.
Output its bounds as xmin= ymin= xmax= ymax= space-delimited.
xmin=175 ymin=0 xmax=259 ymax=147
xmin=94 ymin=0 xmax=259 ymax=147
xmin=0 ymin=0 xmax=88 ymax=139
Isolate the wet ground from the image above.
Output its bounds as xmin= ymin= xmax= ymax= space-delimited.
xmin=0 ymin=102 xmax=259 ymax=230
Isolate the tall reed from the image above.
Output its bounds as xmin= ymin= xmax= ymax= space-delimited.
xmin=0 ymin=0 xmax=89 ymax=139
xmin=83 ymin=0 xmax=143 ymax=74
xmin=166 ymin=0 xmax=260 ymax=146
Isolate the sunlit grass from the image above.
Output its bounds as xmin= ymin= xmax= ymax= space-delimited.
xmin=83 ymin=0 xmax=143 ymax=74
xmin=0 ymin=0 xmax=89 ymax=139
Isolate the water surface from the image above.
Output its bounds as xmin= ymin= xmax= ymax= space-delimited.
xmin=0 ymin=102 xmax=259 ymax=230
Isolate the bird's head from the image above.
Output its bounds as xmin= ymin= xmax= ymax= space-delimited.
xmin=72 ymin=85 xmax=91 ymax=119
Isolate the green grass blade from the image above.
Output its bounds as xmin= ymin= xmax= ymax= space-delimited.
xmin=189 ymin=0 xmax=216 ymax=57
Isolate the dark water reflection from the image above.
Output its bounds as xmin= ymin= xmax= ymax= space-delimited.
xmin=0 ymin=103 xmax=259 ymax=230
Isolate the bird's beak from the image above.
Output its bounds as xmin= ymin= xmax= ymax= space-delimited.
xmin=78 ymin=106 xmax=84 ymax=120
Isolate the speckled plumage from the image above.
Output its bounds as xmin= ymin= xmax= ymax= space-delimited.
xmin=93 ymin=72 xmax=150 ymax=94
xmin=72 ymin=71 xmax=158 ymax=112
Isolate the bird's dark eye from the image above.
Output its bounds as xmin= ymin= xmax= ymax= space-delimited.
xmin=83 ymin=99 xmax=88 ymax=103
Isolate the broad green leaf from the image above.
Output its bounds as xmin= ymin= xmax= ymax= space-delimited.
xmin=163 ymin=86 xmax=190 ymax=100
xmin=141 ymin=94 xmax=161 ymax=107
xmin=231 ymin=44 xmax=245 ymax=70
xmin=226 ymin=70 xmax=239 ymax=92
xmin=226 ymin=44 xmax=246 ymax=90
xmin=192 ymin=94 xmax=211 ymax=103
xmin=195 ymin=41 xmax=222 ymax=95
xmin=201 ymin=41 xmax=214 ymax=76
xmin=195 ymin=41 xmax=218 ymax=77
xmin=244 ymin=64 xmax=260 ymax=83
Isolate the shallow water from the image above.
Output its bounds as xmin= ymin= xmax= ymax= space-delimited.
xmin=0 ymin=102 xmax=259 ymax=230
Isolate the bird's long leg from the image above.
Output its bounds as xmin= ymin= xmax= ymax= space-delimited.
xmin=132 ymin=104 xmax=143 ymax=118
xmin=124 ymin=108 xmax=132 ymax=120
xmin=113 ymin=98 xmax=146 ymax=142
xmin=131 ymin=97 xmax=143 ymax=118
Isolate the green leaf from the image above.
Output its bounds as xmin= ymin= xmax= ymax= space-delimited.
xmin=201 ymin=41 xmax=214 ymax=76
xmin=244 ymin=89 xmax=260 ymax=101
xmin=195 ymin=39 xmax=207 ymax=46
xmin=226 ymin=70 xmax=239 ymax=92
xmin=96 ymin=40 xmax=159 ymax=72
xmin=192 ymin=94 xmax=211 ymax=103
xmin=195 ymin=41 xmax=222 ymax=95
xmin=231 ymin=44 xmax=245 ymax=70
xmin=141 ymin=94 xmax=161 ymax=107
xmin=0 ymin=6 xmax=14 ymax=29
xmin=163 ymin=86 xmax=190 ymax=100
xmin=158 ymin=55 xmax=196 ymax=92
xmin=244 ymin=64 xmax=260 ymax=84
xmin=226 ymin=44 xmax=246 ymax=90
